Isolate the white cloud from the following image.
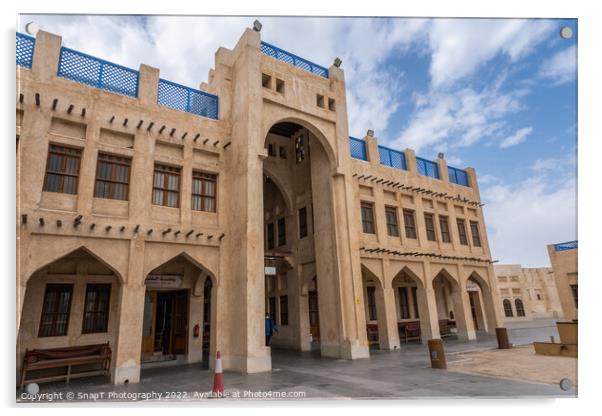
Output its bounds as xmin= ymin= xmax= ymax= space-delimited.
xmin=428 ymin=19 xmax=554 ymax=88
xmin=499 ymin=127 xmax=533 ymax=149
xmin=390 ymin=83 xmax=524 ymax=154
xmin=539 ymin=45 xmax=577 ymax=85
xmin=482 ymin=173 xmax=576 ymax=267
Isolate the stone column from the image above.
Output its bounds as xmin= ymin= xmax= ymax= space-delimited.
xmin=375 ymin=286 xmax=401 ymax=350
xmin=421 ymin=262 xmax=440 ymax=341
xmin=216 ymin=28 xmax=271 ymax=373
xmin=452 ymin=265 xmax=476 ymax=341
xmin=112 ymin=237 xmax=146 ymax=384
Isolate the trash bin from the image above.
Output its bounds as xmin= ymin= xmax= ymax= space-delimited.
xmin=495 ymin=327 xmax=510 ymax=349
xmin=427 ymin=339 xmax=446 ymax=369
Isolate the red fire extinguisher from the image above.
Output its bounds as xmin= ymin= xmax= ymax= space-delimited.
xmin=193 ymin=324 xmax=200 ymax=338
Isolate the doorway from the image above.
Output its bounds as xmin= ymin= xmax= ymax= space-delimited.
xmin=142 ymin=289 xmax=189 ymax=361
xmin=308 ymin=277 xmax=320 ymax=343
xmin=469 ymin=291 xmax=479 ymax=330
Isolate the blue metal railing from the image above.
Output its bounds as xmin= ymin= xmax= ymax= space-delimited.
xmin=416 ymin=156 xmax=440 ymax=179
xmin=349 ymin=137 xmax=367 ymax=161
xmin=448 ymin=165 xmax=469 ymax=187
xmin=378 ymin=145 xmax=407 ymax=171
xmin=554 ymin=240 xmax=578 ymax=252
xmin=157 ymin=79 xmax=219 ymax=120
xmin=58 ymin=47 xmax=139 ymax=98
xmin=16 ymin=33 xmax=35 ymax=68
xmin=260 ymin=41 xmax=328 ymax=78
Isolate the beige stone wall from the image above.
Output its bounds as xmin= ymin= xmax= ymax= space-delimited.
xmin=547 ymin=244 xmax=578 ymax=320
xmin=17 ymin=26 xmax=504 ymax=385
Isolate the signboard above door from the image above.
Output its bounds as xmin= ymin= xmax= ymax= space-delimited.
xmin=146 ymin=274 xmax=183 ymax=288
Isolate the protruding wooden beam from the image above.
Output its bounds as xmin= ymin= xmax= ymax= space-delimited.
xmin=120 ymin=226 xmax=126 ymax=232
xmin=38 ymin=217 xmax=45 ymax=226
xmin=219 ymin=233 xmax=225 ymax=241
xmin=19 ymin=93 xmax=24 ymax=104
xmin=73 ymin=215 xmax=82 ymax=226
xmin=203 ymin=138 xmax=209 ymax=144
xmin=81 ymin=108 xmax=86 ymax=117
xmin=182 ymin=132 xmax=188 ymax=140
xmin=105 ymin=225 xmax=112 ymax=231
xmin=67 ymin=104 xmax=74 ymax=114
xmin=21 ymin=214 xmax=27 ymax=225
xmin=90 ymin=223 xmax=96 ymax=230
xmin=123 ymin=118 xmax=128 ymax=127
xmin=207 ymin=235 xmax=213 ymax=240
xmin=186 ymin=230 xmax=194 ymax=237
xmin=162 ymin=228 xmax=172 ymax=235
xmin=174 ymin=230 xmax=181 ymax=236
xmin=196 ymin=232 xmax=204 ymax=238
xmin=194 ymin=134 xmax=200 ymax=142
xmin=147 ymin=229 xmax=153 ymax=235
xmin=213 ymin=140 xmax=220 ymax=146
xmin=52 ymin=98 xmax=58 ymax=110
xmin=170 ymin=128 xmax=176 ymax=137
xmin=223 ymin=142 xmax=231 ymax=149
xmin=159 ymin=125 xmax=166 ymax=134
xmin=147 ymin=122 xmax=154 ymax=131
xmin=134 ymin=224 xmax=140 ymax=233
xmin=56 ymin=220 xmax=62 ymax=227
xmin=35 ymin=93 xmax=40 ymax=106
xmin=137 ymin=120 xmax=144 ymax=129
xmin=110 ymin=116 xmax=115 ymax=123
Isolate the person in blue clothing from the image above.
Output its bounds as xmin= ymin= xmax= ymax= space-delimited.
xmin=265 ymin=313 xmax=279 ymax=346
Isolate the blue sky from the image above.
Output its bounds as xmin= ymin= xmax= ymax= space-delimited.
xmin=18 ymin=16 xmax=578 ymax=267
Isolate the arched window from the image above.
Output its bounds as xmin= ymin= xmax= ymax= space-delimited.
xmin=503 ymin=299 xmax=513 ymax=317
xmin=515 ymin=298 xmax=525 ymax=317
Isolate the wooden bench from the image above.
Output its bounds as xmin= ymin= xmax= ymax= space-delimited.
xmin=20 ymin=343 xmax=111 ymax=389
xmin=398 ymin=321 xmax=421 ymax=343
xmin=366 ymin=323 xmax=379 ymax=347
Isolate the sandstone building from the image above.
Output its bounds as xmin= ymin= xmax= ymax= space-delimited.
xmin=16 ymin=27 xmax=503 ymax=385
xmin=494 ymin=264 xmax=563 ymax=321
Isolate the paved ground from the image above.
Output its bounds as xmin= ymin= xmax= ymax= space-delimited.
xmin=16 ymin=318 xmax=577 ymax=403
xmin=448 ymin=344 xmax=577 ymax=386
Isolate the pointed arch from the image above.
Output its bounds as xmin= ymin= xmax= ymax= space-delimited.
xmin=432 ymin=267 xmax=461 ymax=292
xmin=392 ymin=265 xmax=425 ymax=289
xmin=25 ymin=245 xmax=125 ymax=284
xmin=466 ymin=270 xmax=490 ymax=292
xmin=361 ymin=263 xmax=384 ymax=288
xmin=143 ymin=250 xmax=217 ymax=284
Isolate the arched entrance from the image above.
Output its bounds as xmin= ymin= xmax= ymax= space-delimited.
xmin=432 ymin=269 xmax=462 ymax=339
xmin=466 ymin=271 xmax=500 ymax=334
xmin=17 ymin=247 xmax=123 ymax=381
xmin=141 ymin=254 xmax=216 ymax=366
xmin=262 ymin=120 xmax=341 ymax=357
xmin=392 ymin=267 xmax=427 ymax=344
xmin=466 ymin=277 xmax=487 ymax=332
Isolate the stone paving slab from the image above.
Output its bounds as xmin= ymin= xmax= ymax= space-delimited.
xmin=16 ymin=319 xmax=576 ymax=403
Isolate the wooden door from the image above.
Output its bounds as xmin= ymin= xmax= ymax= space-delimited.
xmin=171 ymin=290 xmax=189 ymax=354
xmin=308 ymin=290 xmax=320 ymax=341
xmin=141 ymin=291 xmax=157 ymax=358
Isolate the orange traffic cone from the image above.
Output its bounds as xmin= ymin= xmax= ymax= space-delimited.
xmin=211 ymin=351 xmax=224 ymax=396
